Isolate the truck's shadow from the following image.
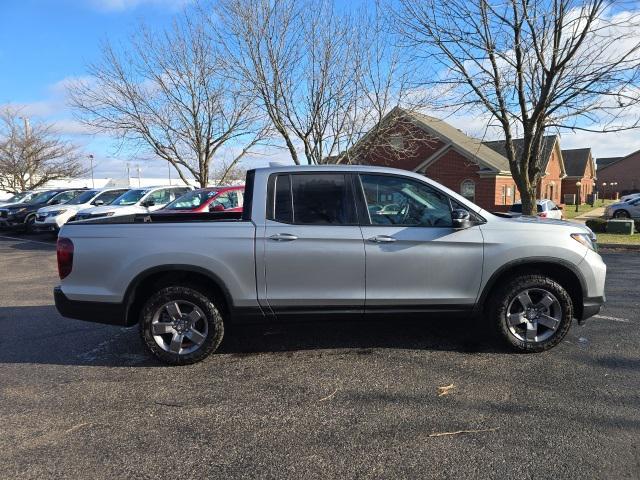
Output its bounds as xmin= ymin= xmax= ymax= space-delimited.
xmin=0 ymin=305 xmax=505 ymax=367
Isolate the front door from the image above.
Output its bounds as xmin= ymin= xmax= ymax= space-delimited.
xmin=262 ymin=172 xmax=366 ymax=314
xmin=357 ymin=173 xmax=484 ymax=311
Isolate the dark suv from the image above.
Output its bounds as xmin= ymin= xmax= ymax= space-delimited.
xmin=0 ymin=189 xmax=87 ymax=232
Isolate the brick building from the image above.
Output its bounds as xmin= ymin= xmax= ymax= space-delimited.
xmin=358 ymin=108 xmax=566 ymax=212
xmin=597 ymin=148 xmax=640 ymax=195
xmin=560 ymin=148 xmax=596 ymax=203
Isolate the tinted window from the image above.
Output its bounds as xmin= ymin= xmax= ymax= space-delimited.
xmin=148 ymin=189 xmax=172 ymax=205
xmin=510 ymin=204 xmax=543 ymax=213
xmin=29 ymin=190 xmax=60 ymax=204
xmin=67 ymin=190 xmax=100 ymax=205
xmin=360 ymin=174 xmax=453 ymax=227
xmin=50 ymin=190 xmax=82 ymax=205
xmin=291 ymin=174 xmax=355 ymax=225
xmin=273 ymin=175 xmax=292 ymax=223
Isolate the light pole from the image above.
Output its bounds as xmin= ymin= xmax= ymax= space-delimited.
xmin=575 ymin=181 xmax=582 ymax=212
xmin=602 ymin=182 xmax=607 ymax=205
xmin=611 ymin=182 xmax=618 ymax=200
xmin=88 ymin=155 xmax=95 ymax=188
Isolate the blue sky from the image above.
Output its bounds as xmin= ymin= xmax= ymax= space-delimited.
xmin=2 ymin=0 xmax=640 ymax=180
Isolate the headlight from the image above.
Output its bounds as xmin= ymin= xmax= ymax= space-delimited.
xmin=571 ymin=232 xmax=597 ymax=251
xmin=46 ymin=210 xmax=67 ymax=217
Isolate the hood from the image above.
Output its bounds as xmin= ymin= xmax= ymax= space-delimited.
xmin=0 ymin=202 xmax=38 ymax=210
xmin=490 ymin=213 xmax=592 ymax=234
xmin=38 ymin=204 xmax=83 ymax=214
xmin=77 ymin=204 xmax=146 ymax=216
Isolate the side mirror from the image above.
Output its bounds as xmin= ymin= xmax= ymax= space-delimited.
xmin=452 ymin=209 xmax=473 ymax=229
xmin=92 ymin=199 xmax=104 ymax=206
xmin=142 ymin=200 xmax=155 ymax=208
xmin=210 ymin=204 xmax=225 ymax=212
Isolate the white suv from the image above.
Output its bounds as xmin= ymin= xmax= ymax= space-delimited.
xmin=75 ymin=185 xmax=193 ymax=220
xmin=34 ymin=188 xmax=130 ymax=233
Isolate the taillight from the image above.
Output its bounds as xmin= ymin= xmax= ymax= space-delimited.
xmin=57 ymin=237 xmax=74 ymax=279
xmin=537 ymin=212 xmax=548 ymax=218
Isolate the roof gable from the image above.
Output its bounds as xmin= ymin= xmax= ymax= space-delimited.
xmin=402 ymin=110 xmax=510 ymax=173
xmin=562 ymin=148 xmax=593 ymax=177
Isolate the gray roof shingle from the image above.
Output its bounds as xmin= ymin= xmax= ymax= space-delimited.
xmin=561 ymin=148 xmax=592 ymax=177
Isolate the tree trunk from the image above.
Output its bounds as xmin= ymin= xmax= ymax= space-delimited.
xmin=520 ymin=184 xmax=537 ymax=217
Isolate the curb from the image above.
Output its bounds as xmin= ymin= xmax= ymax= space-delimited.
xmin=599 ymin=243 xmax=640 ymax=251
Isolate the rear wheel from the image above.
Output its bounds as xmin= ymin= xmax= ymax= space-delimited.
xmin=614 ymin=210 xmax=630 ymax=219
xmin=489 ymin=274 xmax=573 ymax=352
xmin=140 ymin=285 xmax=224 ymax=365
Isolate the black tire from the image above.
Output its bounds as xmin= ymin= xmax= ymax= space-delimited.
xmin=24 ymin=214 xmax=36 ymax=233
xmin=139 ymin=285 xmax=224 ymax=365
xmin=614 ymin=210 xmax=630 ymax=219
xmin=489 ymin=274 xmax=573 ymax=353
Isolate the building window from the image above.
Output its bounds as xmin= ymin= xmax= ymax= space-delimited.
xmin=460 ymin=179 xmax=476 ymax=202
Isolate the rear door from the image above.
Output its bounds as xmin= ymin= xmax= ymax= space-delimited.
xmin=261 ymin=172 xmax=365 ymax=314
xmin=357 ymin=173 xmax=484 ymax=311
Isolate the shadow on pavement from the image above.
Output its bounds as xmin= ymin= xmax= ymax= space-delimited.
xmin=0 ymin=304 xmax=508 ymax=367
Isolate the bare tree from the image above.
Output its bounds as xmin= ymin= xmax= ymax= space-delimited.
xmin=394 ymin=0 xmax=640 ymax=214
xmin=213 ymin=0 xmax=416 ymax=165
xmin=0 ymin=107 xmax=85 ymax=192
xmin=69 ymin=13 xmax=268 ymax=187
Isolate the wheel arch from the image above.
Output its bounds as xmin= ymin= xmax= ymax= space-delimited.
xmin=477 ymin=258 xmax=586 ymax=320
xmin=123 ymin=265 xmax=235 ymax=326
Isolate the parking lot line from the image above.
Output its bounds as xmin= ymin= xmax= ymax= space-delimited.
xmin=594 ymin=314 xmax=630 ymax=323
xmin=0 ymin=235 xmax=56 ymax=247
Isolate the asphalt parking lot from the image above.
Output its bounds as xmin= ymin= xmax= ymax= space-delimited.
xmin=0 ymin=234 xmax=638 ymax=479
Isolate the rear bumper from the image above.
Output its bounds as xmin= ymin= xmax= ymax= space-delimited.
xmin=54 ymin=286 xmax=132 ymax=326
xmin=579 ymin=295 xmax=605 ymax=324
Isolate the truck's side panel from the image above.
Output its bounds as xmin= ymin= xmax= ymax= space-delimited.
xmin=59 ymin=222 xmax=259 ymax=309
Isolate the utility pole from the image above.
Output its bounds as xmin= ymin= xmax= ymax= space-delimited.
xmin=126 ymin=163 xmax=131 ymax=186
xmin=168 ymin=160 xmax=172 ymax=185
xmin=88 ymin=155 xmax=95 ymax=188
xmin=136 ymin=165 xmax=141 ymax=187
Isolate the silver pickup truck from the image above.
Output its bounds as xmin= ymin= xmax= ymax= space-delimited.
xmin=55 ymin=165 xmax=606 ymax=365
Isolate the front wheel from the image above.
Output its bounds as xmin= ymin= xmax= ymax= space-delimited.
xmin=489 ymin=274 xmax=573 ymax=352
xmin=140 ymin=285 xmax=224 ymax=365
xmin=24 ymin=214 xmax=36 ymax=233
xmin=614 ymin=210 xmax=630 ymax=219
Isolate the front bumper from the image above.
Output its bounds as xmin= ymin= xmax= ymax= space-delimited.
xmin=54 ymin=287 xmax=132 ymax=326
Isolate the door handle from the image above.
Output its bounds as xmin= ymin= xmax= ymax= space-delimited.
xmin=368 ymin=235 xmax=397 ymax=243
xmin=269 ymin=233 xmax=298 ymax=242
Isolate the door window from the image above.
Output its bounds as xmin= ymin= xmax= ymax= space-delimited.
xmin=211 ymin=191 xmax=239 ymax=210
xmin=360 ymin=174 xmax=453 ymax=227
xmin=270 ymin=173 xmax=356 ymax=225
xmin=95 ymin=190 xmax=127 ymax=205
xmin=147 ymin=189 xmax=172 ymax=205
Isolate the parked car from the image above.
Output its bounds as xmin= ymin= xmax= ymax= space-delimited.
xmin=508 ymin=200 xmax=563 ymax=219
xmin=55 ymin=165 xmax=605 ymax=365
xmin=605 ymin=197 xmax=640 ymax=219
xmin=0 ymin=189 xmax=87 ymax=232
xmin=34 ymin=188 xmax=130 ymax=233
xmin=619 ymin=192 xmax=640 ymax=203
xmin=156 ymin=186 xmax=244 ymax=214
xmin=74 ymin=185 xmax=193 ymax=220
xmin=0 ymin=190 xmax=42 ymax=208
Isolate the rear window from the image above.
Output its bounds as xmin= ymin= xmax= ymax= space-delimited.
xmin=509 ymin=204 xmax=543 ymax=213
xmin=270 ymin=173 xmax=356 ymax=225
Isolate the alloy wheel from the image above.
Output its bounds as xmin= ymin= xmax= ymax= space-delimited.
xmin=151 ymin=300 xmax=208 ymax=355
xmin=506 ymin=288 xmax=562 ymax=343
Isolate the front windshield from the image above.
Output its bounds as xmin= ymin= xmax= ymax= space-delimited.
xmin=66 ymin=190 xmax=99 ymax=205
xmin=110 ymin=189 xmax=148 ymax=206
xmin=28 ymin=190 xmax=60 ymax=204
xmin=5 ymin=192 xmax=30 ymax=203
xmin=164 ymin=190 xmax=218 ymax=210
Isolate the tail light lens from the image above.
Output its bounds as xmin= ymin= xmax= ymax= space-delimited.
xmin=57 ymin=237 xmax=74 ymax=279
xmin=537 ymin=212 xmax=548 ymax=218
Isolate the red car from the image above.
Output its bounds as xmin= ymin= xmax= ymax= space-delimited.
xmin=157 ymin=186 xmax=245 ymax=213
